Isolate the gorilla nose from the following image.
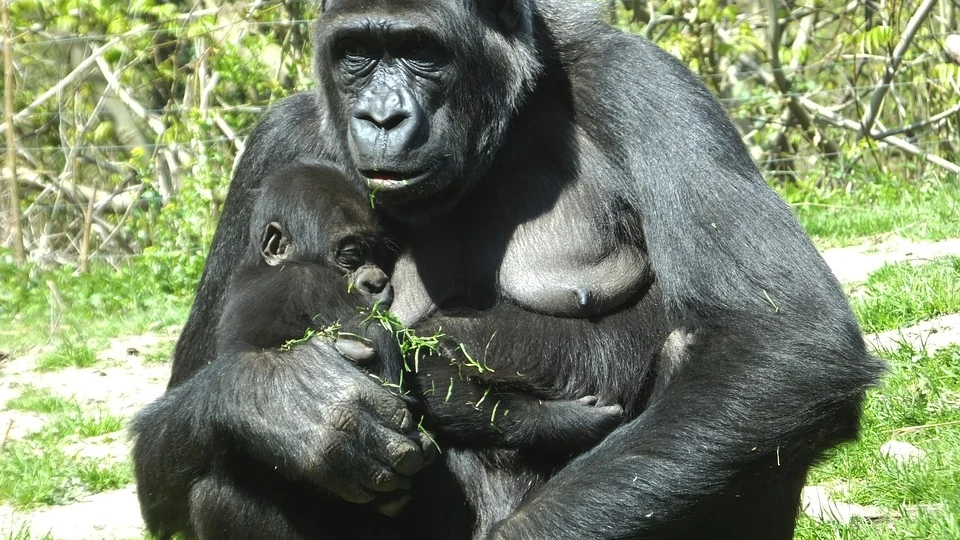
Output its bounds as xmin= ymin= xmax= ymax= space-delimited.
xmin=357 ymin=271 xmax=387 ymax=294
xmin=355 ymin=267 xmax=394 ymax=306
xmin=354 ymin=89 xmax=413 ymax=131
xmin=350 ymin=89 xmax=425 ymax=158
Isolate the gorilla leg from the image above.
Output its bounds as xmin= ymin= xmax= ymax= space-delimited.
xmin=189 ymin=467 xmax=310 ymax=540
xmin=189 ymin=460 xmax=407 ymax=540
xmin=680 ymin=462 xmax=807 ymax=540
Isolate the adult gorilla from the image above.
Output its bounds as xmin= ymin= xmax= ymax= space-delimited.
xmin=132 ymin=0 xmax=883 ymax=538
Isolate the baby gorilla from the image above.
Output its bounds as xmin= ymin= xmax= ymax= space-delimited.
xmin=218 ymin=160 xmax=623 ymax=464
xmin=216 ymin=161 xmax=395 ymax=356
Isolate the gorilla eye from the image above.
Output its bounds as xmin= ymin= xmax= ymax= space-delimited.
xmin=336 ymin=243 xmax=364 ymax=269
xmin=406 ymin=36 xmax=431 ymax=55
xmin=400 ymin=34 xmax=444 ymax=67
xmin=338 ymin=38 xmax=369 ymax=58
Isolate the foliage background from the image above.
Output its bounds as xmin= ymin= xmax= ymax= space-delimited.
xmin=0 ymin=0 xmax=957 ymax=283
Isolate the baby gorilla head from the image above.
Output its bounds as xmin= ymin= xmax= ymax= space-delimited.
xmin=249 ymin=159 xmax=396 ymax=308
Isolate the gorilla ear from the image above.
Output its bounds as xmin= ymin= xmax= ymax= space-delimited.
xmin=482 ymin=0 xmax=522 ymax=31
xmin=261 ymin=221 xmax=291 ymax=266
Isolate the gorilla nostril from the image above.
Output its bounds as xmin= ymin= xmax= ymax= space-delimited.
xmin=356 ymin=111 xmax=409 ymax=131
xmin=377 ymin=113 xmax=408 ymax=131
xmin=379 ymin=284 xmax=394 ymax=307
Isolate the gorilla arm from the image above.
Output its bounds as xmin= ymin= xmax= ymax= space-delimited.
xmin=131 ymin=338 xmax=430 ymax=535
xmin=485 ymin=39 xmax=882 ymax=538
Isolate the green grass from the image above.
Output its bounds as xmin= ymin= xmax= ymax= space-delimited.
xmin=781 ymin=174 xmax=960 ymax=248
xmin=5 ymin=386 xmax=73 ymax=414
xmin=0 ymin=255 xmax=191 ymax=355
xmin=4 ymin=525 xmax=55 ymax=540
xmin=5 ymin=387 xmax=126 ymax=439
xmin=46 ymin=409 xmax=127 ymax=439
xmin=75 ymin=459 xmax=135 ymax=493
xmin=796 ymin=345 xmax=960 ymax=539
xmin=849 ymin=257 xmax=960 ymax=333
xmin=35 ymin=339 xmax=100 ymax=371
xmin=0 ymin=405 xmax=131 ymax=508
xmin=1 ymin=386 xmax=131 ymax=508
xmin=0 ymin=438 xmax=133 ymax=508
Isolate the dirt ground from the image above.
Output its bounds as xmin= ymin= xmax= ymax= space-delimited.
xmin=2 ymin=237 xmax=960 ymax=539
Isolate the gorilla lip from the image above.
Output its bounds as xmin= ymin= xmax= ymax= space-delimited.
xmin=362 ymin=169 xmax=430 ymax=192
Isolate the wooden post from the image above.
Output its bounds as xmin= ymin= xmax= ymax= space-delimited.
xmin=2 ymin=0 xmax=24 ymax=262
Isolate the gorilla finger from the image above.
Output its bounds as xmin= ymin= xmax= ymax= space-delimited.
xmin=338 ymin=486 xmax=377 ymax=505
xmin=360 ymin=467 xmax=413 ymax=493
xmin=386 ymin=434 xmax=425 ymax=476
xmin=575 ymin=395 xmax=599 ymax=406
xmin=598 ymin=404 xmax=624 ymax=416
xmin=375 ymin=492 xmax=414 ymax=518
xmin=323 ymin=472 xmax=377 ymax=504
xmin=417 ymin=430 xmax=439 ymax=466
xmin=354 ymin=416 xmax=425 ymax=478
xmin=360 ymin=390 xmax=415 ymax=434
xmin=335 ymin=338 xmax=377 ymax=365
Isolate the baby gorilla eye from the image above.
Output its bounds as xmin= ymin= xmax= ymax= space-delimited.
xmin=335 ymin=243 xmax=364 ymax=270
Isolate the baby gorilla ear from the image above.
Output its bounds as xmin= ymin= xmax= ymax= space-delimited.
xmin=260 ymin=221 xmax=290 ymax=266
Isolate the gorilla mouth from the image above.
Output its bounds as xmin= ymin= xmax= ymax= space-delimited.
xmin=360 ymin=169 xmax=433 ymax=192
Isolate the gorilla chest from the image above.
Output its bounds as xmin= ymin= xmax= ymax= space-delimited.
xmin=496 ymin=205 xmax=649 ymax=317
xmin=394 ymin=184 xmax=650 ymax=321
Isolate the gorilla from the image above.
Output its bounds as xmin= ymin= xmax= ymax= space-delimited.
xmin=216 ymin=159 xmax=397 ymax=355
xmin=131 ymin=0 xmax=884 ymax=539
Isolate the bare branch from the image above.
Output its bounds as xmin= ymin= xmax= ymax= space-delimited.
xmin=745 ymin=13 xmax=841 ymax=158
xmin=95 ymin=55 xmax=165 ymax=136
xmin=0 ymin=28 xmax=148 ymax=135
xmin=3 ymin=0 xmax=23 ymax=260
xmin=214 ymin=113 xmax=244 ymax=154
xmin=740 ymin=57 xmax=960 ymax=175
xmin=9 ymin=168 xmax=146 ymax=214
xmin=871 ymin=102 xmax=960 ymax=139
xmin=800 ymin=97 xmax=960 ymax=175
xmin=859 ymin=0 xmax=938 ymax=137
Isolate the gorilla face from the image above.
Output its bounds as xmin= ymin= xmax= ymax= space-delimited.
xmin=315 ymin=0 xmax=541 ymax=218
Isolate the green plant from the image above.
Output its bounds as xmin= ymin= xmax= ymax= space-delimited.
xmin=851 ymin=258 xmax=960 ymax=333
xmin=36 ymin=340 xmax=99 ymax=372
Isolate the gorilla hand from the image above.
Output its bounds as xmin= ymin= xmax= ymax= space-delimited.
xmin=209 ymin=338 xmax=433 ymax=503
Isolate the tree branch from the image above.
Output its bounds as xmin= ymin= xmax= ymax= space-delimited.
xmin=0 ymin=30 xmax=143 ymax=135
xmin=740 ymin=56 xmax=960 ymax=175
xmin=858 ymin=0 xmax=938 ymax=137
xmin=95 ymin=55 xmax=165 ymax=136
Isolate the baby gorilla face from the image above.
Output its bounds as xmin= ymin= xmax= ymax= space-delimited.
xmin=333 ymin=235 xmax=394 ymax=308
xmin=259 ymin=220 xmax=394 ymax=309
xmin=249 ymin=160 xmax=398 ymax=310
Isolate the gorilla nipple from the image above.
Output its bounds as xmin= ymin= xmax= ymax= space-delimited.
xmin=575 ymin=288 xmax=594 ymax=311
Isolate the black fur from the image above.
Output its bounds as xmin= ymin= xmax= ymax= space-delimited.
xmin=132 ymin=0 xmax=884 ymax=538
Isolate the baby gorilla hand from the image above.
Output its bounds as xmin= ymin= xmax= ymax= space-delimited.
xmin=533 ymin=396 xmax=624 ymax=454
